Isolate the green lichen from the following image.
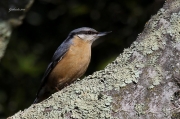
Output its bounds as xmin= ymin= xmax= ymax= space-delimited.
xmin=136 ymin=22 xmax=166 ymax=55
xmin=167 ymin=12 xmax=180 ymax=42
xmin=162 ymin=107 xmax=171 ymax=117
xmin=171 ymin=112 xmax=180 ymax=119
xmin=9 ymin=0 xmax=180 ymax=118
xmin=134 ymin=104 xmax=146 ymax=116
xmin=147 ymin=66 xmax=163 ymax=88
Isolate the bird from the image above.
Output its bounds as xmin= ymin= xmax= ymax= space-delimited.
xmin=33 ymin=27 xmax=111 ymax=103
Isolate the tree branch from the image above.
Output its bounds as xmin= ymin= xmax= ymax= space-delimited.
xmin=8 ymin=0 xmax=180 ymax=118
xmin=0 ymin=0 xmax=34 ymax=60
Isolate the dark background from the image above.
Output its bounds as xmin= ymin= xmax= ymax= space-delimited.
xmin=0 ymin=0 xmax=164 ymax=117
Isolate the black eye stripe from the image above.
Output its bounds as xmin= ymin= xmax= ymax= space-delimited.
xmin=75 ymin=31 xmax=98 ymax=35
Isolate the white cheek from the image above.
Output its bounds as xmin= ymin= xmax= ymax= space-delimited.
xmin=78 ymin=34 xmax=86 ymax=39
xmin=78 ymin=34 xmax=96 ymax=41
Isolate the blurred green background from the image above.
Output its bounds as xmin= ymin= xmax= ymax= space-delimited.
xmin=0 ymin=0 xmax=164 ymax=117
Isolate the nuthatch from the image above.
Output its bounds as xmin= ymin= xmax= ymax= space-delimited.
xmin=34 ymin=27 xmax=111 ymax=103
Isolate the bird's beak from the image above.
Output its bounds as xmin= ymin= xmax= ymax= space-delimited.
xmin=97 ymin=31 xmax=112 ymax=37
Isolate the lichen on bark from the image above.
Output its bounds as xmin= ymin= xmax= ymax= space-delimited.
xmin=8 ymin=0 xmax=180 ymax=118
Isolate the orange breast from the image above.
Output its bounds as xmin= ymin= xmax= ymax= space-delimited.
xmin=47 ymin=36 xmax=91 ymax=90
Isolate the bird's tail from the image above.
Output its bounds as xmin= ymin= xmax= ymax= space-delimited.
xmin=33 ymin=92 xmax=50 ymax=104
xmin=33 ymin=97 xmax=38 ymax=104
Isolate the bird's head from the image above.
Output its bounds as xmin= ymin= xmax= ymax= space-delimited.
xmin=68 ymin=27 xmax=111 ymax=43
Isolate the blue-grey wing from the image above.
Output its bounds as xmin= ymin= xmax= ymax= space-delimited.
xmin=35 ymin=40 xmax=71 ymax=98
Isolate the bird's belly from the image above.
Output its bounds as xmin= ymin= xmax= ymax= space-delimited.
xmin=48 ymin=43 xmax=91 ymax=90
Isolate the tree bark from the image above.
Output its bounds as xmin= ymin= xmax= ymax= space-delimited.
xmin=0 ymin=0 xmax=34 ymax=60
xmin=8 ymin=0 xmax=180 ymax=118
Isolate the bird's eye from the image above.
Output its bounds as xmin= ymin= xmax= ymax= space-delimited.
xmin=87 ymin=31 xmax=92 ymax=34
